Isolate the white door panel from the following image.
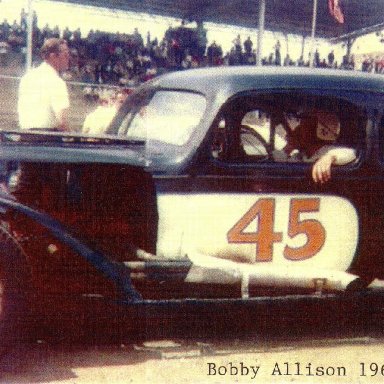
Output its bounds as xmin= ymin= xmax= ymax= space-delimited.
xmin=156 ymin=194 xmax=358 ymax=271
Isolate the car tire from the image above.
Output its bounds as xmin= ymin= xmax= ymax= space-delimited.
xmin=0 ymin=226 xmax=31 ymax=359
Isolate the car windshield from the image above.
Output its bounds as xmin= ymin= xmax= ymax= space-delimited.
xmin=117 ymin=90 xmax=206 ymax=146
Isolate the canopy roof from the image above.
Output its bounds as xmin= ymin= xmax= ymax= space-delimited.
xmin=59 ymin=0 xmax=384 ymax=39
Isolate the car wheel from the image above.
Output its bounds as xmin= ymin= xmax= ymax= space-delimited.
xmin=0 ymin=226 xmax=30 ymax=359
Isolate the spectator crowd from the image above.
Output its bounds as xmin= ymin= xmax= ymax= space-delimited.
xmin=0 ymin=7 xmax=383 ymax=90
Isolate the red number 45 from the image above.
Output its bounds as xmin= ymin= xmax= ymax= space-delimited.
xmin=227 ymin=198 xmax=326 ymax=262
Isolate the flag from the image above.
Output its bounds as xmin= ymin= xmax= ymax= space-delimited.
xmin=328 ymin=0 xmax=344 ymax=24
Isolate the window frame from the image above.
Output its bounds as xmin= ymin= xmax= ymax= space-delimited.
xmin=206 ymin=89 xmax=366 ymax=174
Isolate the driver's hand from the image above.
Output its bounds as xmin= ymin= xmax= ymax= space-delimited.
xmin=312 ymin=153 xmax=336 ymax=184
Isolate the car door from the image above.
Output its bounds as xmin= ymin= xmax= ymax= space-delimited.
xmin=155 ymin=89 xmax=384 ymax=287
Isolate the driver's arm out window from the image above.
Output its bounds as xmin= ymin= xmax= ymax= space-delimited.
xmin=210 ymin=94 xmax=360 ymax=167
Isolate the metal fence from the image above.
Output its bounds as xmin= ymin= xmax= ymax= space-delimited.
xmin=0 ymin=74 xmax=130 ymax=132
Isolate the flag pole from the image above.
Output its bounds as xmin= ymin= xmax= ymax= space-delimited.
xmin=256 ymin=0 xmax=266 ymax=66
xmin=26 ymin=0 xmax=33 ymax=71
xmin=309 ymin=0 xmax=318 ymax=68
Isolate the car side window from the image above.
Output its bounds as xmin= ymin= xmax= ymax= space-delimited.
xmin=115 ymin=91 xmax=206 ymax=146
xmin=210 ymin=92 xmax=363 ymax=167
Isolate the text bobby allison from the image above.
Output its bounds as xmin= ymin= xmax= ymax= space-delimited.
xmin=207 ymin=361 xmax=348 ymax=379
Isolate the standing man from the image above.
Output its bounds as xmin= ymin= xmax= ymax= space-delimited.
xmin=328 ymin=50 xmax=335 ymax=67
xmin=18 ymin=38 xmax=70 ymax=131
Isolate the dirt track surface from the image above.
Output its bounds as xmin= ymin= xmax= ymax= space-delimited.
xmin=3 ymin=286 xmax=384 ymax=384
xmin=2 ymin=334 xmax=384 ymax=384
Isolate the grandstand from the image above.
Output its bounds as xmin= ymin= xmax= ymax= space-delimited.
xmin=0 ymin=1 xmax=383 ymax=131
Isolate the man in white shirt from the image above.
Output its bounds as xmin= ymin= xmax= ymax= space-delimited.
xmin=18 ymin=38 xmax=70 ymax=131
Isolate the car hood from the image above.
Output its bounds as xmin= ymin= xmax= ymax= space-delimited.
xmin=0 ymin=131 xmax=148 ymax=167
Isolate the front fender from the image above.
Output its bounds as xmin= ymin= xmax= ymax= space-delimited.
xmin=0 ymin=191 xmax=141 ymax=301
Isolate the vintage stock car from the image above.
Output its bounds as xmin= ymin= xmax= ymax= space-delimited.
xmin=1 ymin=66 xmax=384 ymax=351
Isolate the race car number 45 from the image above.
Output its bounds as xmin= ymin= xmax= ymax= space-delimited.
xmin=157 ymin=193 xmax=358 ymax=270
xmin=228 ymin=197 xmax=330 ymax=262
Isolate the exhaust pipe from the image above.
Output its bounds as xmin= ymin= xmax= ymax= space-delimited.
xmin=185 ymin=252 xmax=360 ymax=298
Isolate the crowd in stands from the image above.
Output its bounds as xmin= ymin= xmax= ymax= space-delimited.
xmin=0 ymin=8 xmax=383 ymax=91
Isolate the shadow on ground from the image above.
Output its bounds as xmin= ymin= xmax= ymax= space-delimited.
xmin=1 ymin=291 xmax=384 ymax=383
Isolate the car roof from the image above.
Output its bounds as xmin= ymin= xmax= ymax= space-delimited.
xmin=154 ymin=66 xmax=384 ymax=98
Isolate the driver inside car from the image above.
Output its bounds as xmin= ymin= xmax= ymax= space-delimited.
xmin=275 ymin=109 xmax=357 ymax=184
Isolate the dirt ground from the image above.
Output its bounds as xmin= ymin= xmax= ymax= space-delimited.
xmin=2 ymin=333 xmax=384 ymax=384
xmin=1 ymin=291 xmax=384 ymax=384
